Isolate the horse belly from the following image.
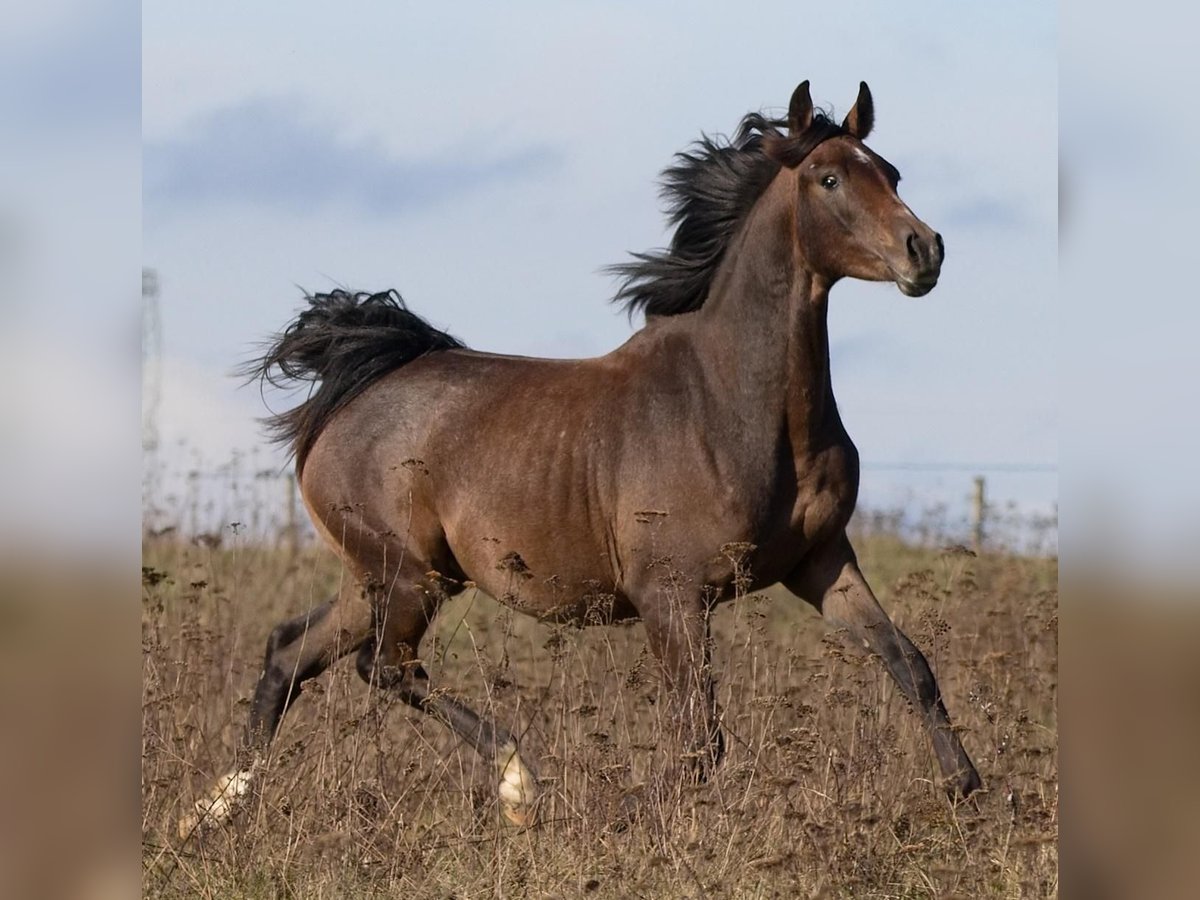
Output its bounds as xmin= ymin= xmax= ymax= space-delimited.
xmin=444 ymin=518 xmax=633 ymax=624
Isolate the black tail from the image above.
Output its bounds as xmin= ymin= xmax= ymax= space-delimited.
xmin=243 ymin=290 xmax=465 ymax=473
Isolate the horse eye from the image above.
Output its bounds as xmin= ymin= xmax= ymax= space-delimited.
xmin=821 ymin=174 xmax=839 ymax=190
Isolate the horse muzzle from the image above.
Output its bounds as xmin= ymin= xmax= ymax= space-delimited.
xmin=892 ymin=227 xmax=943 ymax=296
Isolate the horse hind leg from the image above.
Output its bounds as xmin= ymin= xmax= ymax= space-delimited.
xmin=178 ymin=585 xmax=372 ymax=838
xmin=354 ymin=578 xmax=540 ymax=827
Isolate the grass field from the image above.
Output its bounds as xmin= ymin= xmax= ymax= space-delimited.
xmin=142 ymin=533 xmax=1057 ymax=898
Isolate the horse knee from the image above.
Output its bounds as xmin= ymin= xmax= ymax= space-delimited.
xmin=264 ymin=619 xmax=299 ymax=660
xmin=263 ymin=601 xmax=334 ymax=668
xmin=257 ymin=623 xmax=332 ymax=701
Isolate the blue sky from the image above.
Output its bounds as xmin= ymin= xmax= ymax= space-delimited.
xmin=142 ymin=1 xmax=1057 ymax=529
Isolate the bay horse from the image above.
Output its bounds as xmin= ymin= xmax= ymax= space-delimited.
xmin=181 ymin=80 xmax=981 ymax=837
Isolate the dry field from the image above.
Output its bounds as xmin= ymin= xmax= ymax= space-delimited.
xmin=142 ymin=534 xmax=1057 ymax=898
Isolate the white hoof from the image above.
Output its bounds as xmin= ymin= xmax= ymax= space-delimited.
xmin=178 ymin=768 xmax=254 ymax=839
xmin=496 ymin=740 xmax=538 ymax=827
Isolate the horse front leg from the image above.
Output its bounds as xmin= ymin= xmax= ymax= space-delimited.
xmin=787 ymin=534 xmax=982 ymax=798
xmin=639 ymin=590 xmax=725 ymax=783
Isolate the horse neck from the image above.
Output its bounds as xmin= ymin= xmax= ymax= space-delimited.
xmin=692 ymin=171 xmax=839 ymax=450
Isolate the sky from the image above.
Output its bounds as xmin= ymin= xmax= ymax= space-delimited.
xmin=141 ymin=1 xmax=1057 ymax=536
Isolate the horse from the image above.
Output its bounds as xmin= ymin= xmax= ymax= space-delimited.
xmin=180 ymin=80 xmax=981 ymax=837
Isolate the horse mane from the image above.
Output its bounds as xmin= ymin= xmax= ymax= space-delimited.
xmin=609 ymin=110 xmax=847 ymax=319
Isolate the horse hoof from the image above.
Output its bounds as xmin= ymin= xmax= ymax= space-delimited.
xmin=177 ymin=768 xmax=254 ymax=839
xmin=496 ymin=741 xmax=538 ymax=827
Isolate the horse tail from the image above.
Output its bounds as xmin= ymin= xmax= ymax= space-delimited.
xmin=243 ymin=289 xmax=465 ymax=473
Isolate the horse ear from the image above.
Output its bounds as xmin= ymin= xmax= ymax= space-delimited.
xmin=788 ymin=81 xmax=814 ymax=134
xmin=842 ymin=81 xmax=874 ymax=139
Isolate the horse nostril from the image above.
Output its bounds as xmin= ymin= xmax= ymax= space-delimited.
xmin=934 ymin=232 xmax=945 ymax=261
xmin=906 ymin=232 xmax=919 ymax=261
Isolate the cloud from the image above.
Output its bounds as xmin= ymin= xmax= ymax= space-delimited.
xmin=144 ymin=97 xmax=561 ymax=218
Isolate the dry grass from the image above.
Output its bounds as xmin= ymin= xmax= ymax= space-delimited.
xmin=142 ymin=535 xmax=1057 ymax=898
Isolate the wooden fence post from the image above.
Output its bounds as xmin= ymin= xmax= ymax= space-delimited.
xmin=971 ymin=475 xmax=986 ymax=554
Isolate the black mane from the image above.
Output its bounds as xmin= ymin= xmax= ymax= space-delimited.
xmin=610 ymin=111 xmax=847 ymax=319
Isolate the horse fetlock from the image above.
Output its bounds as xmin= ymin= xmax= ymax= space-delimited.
xmin=947 ymin=763 xmax=983 ymax=800
xmin=177 ymin=767 xmax=255 ymax=839
xmin=496 ymin=740 xmax=539 ymax=827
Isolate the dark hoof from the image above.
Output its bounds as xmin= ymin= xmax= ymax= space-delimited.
xmin=947 ymin=766 xmax=983 ymax=800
